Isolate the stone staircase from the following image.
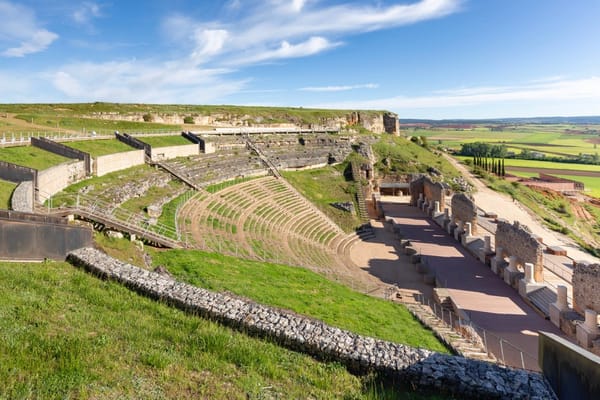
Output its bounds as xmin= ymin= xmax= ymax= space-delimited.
xmin=528 ymin=286 xmax=557 ymax=316
xmin=401 ymin=297 xmax=495 ymax=363
xmin=350 ymin=161 xmax=370 ymax=223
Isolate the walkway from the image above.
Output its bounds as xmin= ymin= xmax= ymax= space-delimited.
xmin=381 ymin=201 xmax=565 ymax=370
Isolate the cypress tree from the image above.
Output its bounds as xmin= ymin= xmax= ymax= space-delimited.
xmin=501 ymin=158 xmax=506 ymax=176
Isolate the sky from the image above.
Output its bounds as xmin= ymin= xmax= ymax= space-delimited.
xmin=1 ymin=0 xmax=600 ymax=119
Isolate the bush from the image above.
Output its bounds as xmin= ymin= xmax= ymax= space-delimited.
xmin=142 ymin=113 xmax=153 ymax=122
xmin=183 ymin=116 xmax=194 ymax=124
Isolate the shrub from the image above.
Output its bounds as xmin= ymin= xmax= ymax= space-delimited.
xmin=142 ymin=113 xmax=153 ymax=122
xmin=183 ymin=116 xmax=194 ymax=124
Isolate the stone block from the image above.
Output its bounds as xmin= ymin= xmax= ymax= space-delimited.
xmin=547 ymin=246 xmax=567 ymax=256
xmin=504 ymin=269 xmax=521 ymax=287
xmin=577 ymin=324 xmax=599 ymax=348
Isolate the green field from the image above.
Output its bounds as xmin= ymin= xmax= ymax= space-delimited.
xmin=414 ymin=124 xmax=600 ymax=159
xmin=137 ymin=135 xmax=193 ymax=147
xmin=0 ymin=179 xmax=16 ymax=209
xmin=150 ymin=249 xmax=448 ymax=352
xmin=0 ymin=260 xmax=448 ymax=399
xmin=456 ymin=155 xmax=600 ymax=172
xmin=65 ymin=138 xmax=136 ymax=156
xmin=0 ymin=145 xmax=71 ymax=170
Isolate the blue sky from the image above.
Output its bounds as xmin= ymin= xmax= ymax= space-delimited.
xmin=1 ymin=0 xmax=600 ymax=119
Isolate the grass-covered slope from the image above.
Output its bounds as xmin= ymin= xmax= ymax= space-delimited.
xmin=0 ymin=145 xmax=70 ymax=170
xmin=0 ymin=258 xmax=449 ymax=399
xmin=150 ymin=249 xmax=448 ymax=353
xmin=0 ymin=179 xmax=16 ymax=208
xmin=282 ymin=163 xmax=363 ymax=233
xmin=373 ymin=136 xmax=460 ymax=180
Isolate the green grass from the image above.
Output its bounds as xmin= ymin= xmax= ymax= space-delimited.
xmin=64 ymin=139 xmax=135 ymax=156
xmin=119 ymin=181 xmax=186 ymax=215
xmin=0 ymin=103 xmax=385 ymax=126
xmin=150 ymin=249 xmax=449 ymax=353
xmin=0 ymin=179 xmax=16 ymax=209
xmin=0 ymin=260 xmax=451 ymax=399
xmin=373 ymin=136 xmax=461 ymax=180
xmin=137 ymin=135 xmax=193 ymax=147
xmin=13 ymin=114 xmax=180 ymax=134
xmin=282 ymin=165 xmax=363 ymax=233
xmin=0 ymin=145 xmax=71 ymax=170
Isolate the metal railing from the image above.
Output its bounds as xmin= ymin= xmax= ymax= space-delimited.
xmin=413 ymin=293 xmax=539 ymax=371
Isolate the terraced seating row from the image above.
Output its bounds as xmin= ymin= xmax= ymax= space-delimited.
xmin=160 ymin=148 xmax=269 ymax=188
xmin=178 ymin=176 xmax=353 ymax=273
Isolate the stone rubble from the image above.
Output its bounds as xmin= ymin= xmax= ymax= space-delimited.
xmin=67 ymin=247 xmax=556 ymax=400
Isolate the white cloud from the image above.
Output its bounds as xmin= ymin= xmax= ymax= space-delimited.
xmin=312 ymin=77 xmax=600 ymax=118
xmin=191 ymin=29 xmax=229 ymax=63
xmin=299 ymin=83 xmax=379 ymax=92
xmin=0 ymin=1 xmax=58 ymax=57
xmin=233 ymin=36 xmax=340 ymax=65
xmin=50 ymin=59 xmax=248 ymax=103
xmin=163 ymin=0 xmax=462 ymax=66
xmin=72 ymin=2 xmax=102 ymax=25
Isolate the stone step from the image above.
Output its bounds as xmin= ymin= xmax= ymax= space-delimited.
xmin=528 ymin=286 xmax=557 ymax=316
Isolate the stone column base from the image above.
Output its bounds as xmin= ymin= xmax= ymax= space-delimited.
xmin=504 ymin=269 xmax=521 ymax=286
xmin=549 ymin=303 xmax=567 ymax=328
xmin=518 ymin=280 xmax=544 ymax=298
xmin=576 ymin=324 xmax=599 ymax=348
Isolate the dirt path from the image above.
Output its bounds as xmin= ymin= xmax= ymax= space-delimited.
xmin=445 ymin=154 xmax=600 ymax=263
xmin=1 ymin=113 xmax=76 ymax=133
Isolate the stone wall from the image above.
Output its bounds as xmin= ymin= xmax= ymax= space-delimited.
xmin=11 ymin=181 xmax=34 ymax=212
xmin=66 ymin=247 xmax=555 ymax=400
xmin=572 ymin=263 xmax=600 ymax=315
xmin=95 ymin=150 xmax=145 ymax=177
xmin=495 ymin=220 xmax=544 ymax=282
xmin=383 ymin=112 xmax=400 ymax=135
xmin=409 ymin=176 xmax=445 ymax=211
xmin=37 ymin=161 xmax=86 ymax=203
xmin=149 ymin=144 xmax=199 ymax=161
xmin=451 ymin=194 xmax=478 ymax=235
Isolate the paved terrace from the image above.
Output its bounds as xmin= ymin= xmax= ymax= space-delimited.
xmin=381 ymin=201 xmax=565 ymax=370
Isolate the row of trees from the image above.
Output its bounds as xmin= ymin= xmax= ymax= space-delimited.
xmin=460 ymin=142 xmax=507 ymax=158
xmin=473 ymin=156 xmax=506 ymax=176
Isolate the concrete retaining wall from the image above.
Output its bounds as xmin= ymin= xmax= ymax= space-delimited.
xmin=539 ymin=331 xmax=600 ymax=400
xmin=0 ymin=160 xmax=36 ymax=184
xmin=31 ymin=137 xmax=91 ymax=175
xmin=95 ymin=150 xmax=145 ymax=177
xmin=573 ymin=263 xmax=600 ymax=315
xmin=37 ymin=161 xmax=86 ymax=203
xmin=0 ymin=215 xmax=92 ymax=260
xmin=150 ymin=144 xmax=199 ymax=161
xmin=451 ymin=194 xmax=478 ymax=235
xmin=66 ymin=247 xmax=555 ymax=400
xmin=496 ymin=220 xmax=544 ymax=282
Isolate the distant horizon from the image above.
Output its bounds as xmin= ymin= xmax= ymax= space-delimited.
xmin=1 ymin=0 xmax=600 ymax=119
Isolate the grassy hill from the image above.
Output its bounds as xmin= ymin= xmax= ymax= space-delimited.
xmin=0 ymin=254 xmax=448 ymax=399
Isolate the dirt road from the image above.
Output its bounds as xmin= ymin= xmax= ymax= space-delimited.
xmin=445 ymin=154 xmax=600 ymax=264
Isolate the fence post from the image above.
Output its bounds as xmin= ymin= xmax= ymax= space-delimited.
xmin=520 ymin=351 xmax=525 ymax=369
xmin=500 ymin=339 xmax=505 ymax=364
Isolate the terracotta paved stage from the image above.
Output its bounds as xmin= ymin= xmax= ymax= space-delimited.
xmin=382 ymin=201 xmax=564 ymax=370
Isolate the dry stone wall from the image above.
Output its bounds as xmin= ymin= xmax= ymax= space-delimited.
xmin=67 ymin=247 xmax=555 ymax=400
xmin=495 ymin=220 xmax=544 ymax=281
xmin=451 ymin=194 xmax=478 ymax=235
xmin=572 ymin=263 xmax=600 ymax=315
